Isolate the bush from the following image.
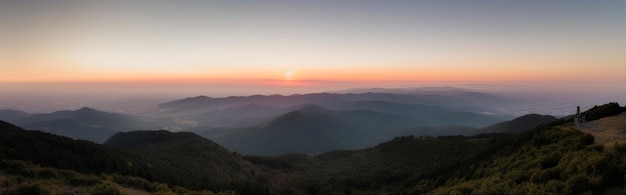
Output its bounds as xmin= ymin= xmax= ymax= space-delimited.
xmin=3 ymin=183 xmax=51 ymax=195
xmin=91 ymin=182 xmax=123 ymax=195
xmin=65 ymin=171 xmax=100 ymax=186
xmin=0 ymin=160 xmax=36 ymax=178
xmin=37 ymin=168 xmax=59 ymax=179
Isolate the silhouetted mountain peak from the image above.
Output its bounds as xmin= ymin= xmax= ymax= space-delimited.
xmin=0 ymin=109 xmax=31 ymax=123
xmin=158 ymin=96 xmax=215 ymax=109
xmin=76 ymin=107 xmax=96 ymax=112
xmin=187 ymin=95 xmax=212 ymax=100
xmin=513 ymin=114 xmax=556 ymax=122
xmin=481 ymin=114 xmax=557 ymax=134
xmin=0 ymin=109 xmax=28 ymax=113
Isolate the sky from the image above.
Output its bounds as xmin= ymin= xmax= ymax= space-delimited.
xmin=1 ymin=0 xmax=625 ymax=111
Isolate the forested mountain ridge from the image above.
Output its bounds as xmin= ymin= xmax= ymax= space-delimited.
xmin=1 ymin=102 xmax=625 ymax=194
xmin=5 ymin=88 xmax=513 ymax=155
xmin=199 ymin=103 xmax=508 ymax=155
xmin=249 ymin=103 xmax=626 ymax=194
xmin=207 ymin=105 xmax=421 ymax=155
xmin=0 ymin=121 xmax=269 ymax=194
xmin=0 ymin=120 xmax=139 ymax=175
xmin=104 ymin=130 xmax=269 ymax=193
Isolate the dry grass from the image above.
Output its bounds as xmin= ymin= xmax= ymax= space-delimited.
xmin=576 ymin=112 xmax=626 ymax=147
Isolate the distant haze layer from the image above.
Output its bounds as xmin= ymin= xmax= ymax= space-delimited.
xmin=1 ymin=81 xmax=624 ymax=116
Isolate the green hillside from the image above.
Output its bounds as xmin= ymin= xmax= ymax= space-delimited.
xmin=246 ymin=134 xmax=514 ymax=194
xmin=0 ymin=121 xmax=269 ymax=194
xmin=248 ymin=103 xmax=626 ymax=194
xmin=2 ymin=102 xmax=626 ymax=194
xmin=427 ymin=121 xmax=619 ymax=194
xmin=0 ymin=120 xmax=139 ymax=175
xmin=104 ymin=130 xmax=269 ymax=193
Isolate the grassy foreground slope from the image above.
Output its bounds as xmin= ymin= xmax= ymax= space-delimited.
xmin=425 ymin=103 xmax=626 ymax=194
xmin=577 ymin=111 xmax=626 ymax=146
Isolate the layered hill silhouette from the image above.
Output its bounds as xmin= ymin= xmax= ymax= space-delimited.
xmin=208 ymin=106 xmax=364 ymax=155
xmin=103 ymin=130 xmax=267 ymax=192
xmin=156 ymin=89 xmax=513 ymax=131
xmin=201 ymin=104 xmax=498 ymax=155
xmin=0 ymin=121 xmax=269 ymax=193
xmin=96 ymin=88 xmax=510 ymax=155
xmin=14 ymin=107 xmax=145 ymax=143
xmin=0 ymin=120 xmax=137 ymax=174
xmin=2 ymin=102 xmax=626 ymax=194
xmin=0 ymin=109 xmax=31 ymax=123
xmin=250 ymin=103 xmax=626 ymax=194
xmin=4 ymin=89 xmax=511 ymax=154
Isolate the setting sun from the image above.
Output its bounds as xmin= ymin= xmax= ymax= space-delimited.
xmin=284 ymin=70 xmax=294 ymax=80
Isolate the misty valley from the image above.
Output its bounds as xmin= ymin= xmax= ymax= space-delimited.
xmin=1 ymin=88 xmax=626 ymax=194
xmin=3 ymin=88 xmax=523 ymax=155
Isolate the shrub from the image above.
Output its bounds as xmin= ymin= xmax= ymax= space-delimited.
xmin=91 ymin=182 xmax=123 ymax=195
xmin=3 ymin=183 xmax=51 ymax=195
xmin=66 ymin=172 xmax=100 ymax=186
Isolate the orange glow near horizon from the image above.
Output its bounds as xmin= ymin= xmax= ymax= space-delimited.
xmin=2 ymin=1 xmax=626 ymax=89
xmin=3 ymin=62 xmax=621 ymax=84
xmin=3 ymin=46 xmax=624 ymax=84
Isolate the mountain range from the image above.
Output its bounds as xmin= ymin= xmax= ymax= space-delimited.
xmin=1 ymin=88 xmax=525 ymax=154
xmin=201 ymin=104 xmax=519 ymax=155
xmin=156 ymin=88 xmax=513 ymax=129
xmin=1 ymin=102 xmax=625 ymax=194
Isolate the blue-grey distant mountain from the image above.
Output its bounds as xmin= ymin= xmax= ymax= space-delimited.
xmin=0 ymin=109 xmax=31 ymax=123
xmin=209 ymin=105 xmax=363 ymax=155
xmin=16 ymin=107 xmax=145 ymax=143
xmin=189 ymin=103 xmax=285 ymax=127
xmin=335 ymin=100 xmax=506 ymax=127
xmin=148 ymin=88 xmax=514 ymax=155
xmin=156 ymin=88 xmax=513 ymax=131
xmin=200 ymin=104 xmax=497 ymax=155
